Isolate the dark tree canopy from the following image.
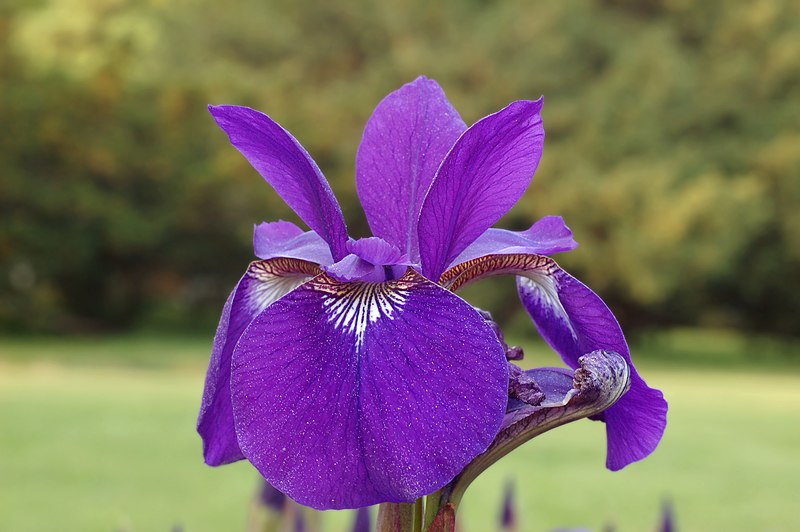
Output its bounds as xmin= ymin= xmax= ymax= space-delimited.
xmin=1 ymin=0 xmax=798 ymax=335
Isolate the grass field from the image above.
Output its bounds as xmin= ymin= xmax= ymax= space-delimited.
xmin=1 ymin=335 xmax=799 ymax=531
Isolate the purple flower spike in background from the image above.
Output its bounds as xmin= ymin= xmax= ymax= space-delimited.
xmin=352 ymin=506 xmax=372 ymax=532
xmin=198 ymin=76 xmax=667 ymax=511
xmin=500 ymin=481 xmax=517 ymax=532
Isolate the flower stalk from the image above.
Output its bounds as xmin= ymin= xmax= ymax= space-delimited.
xmin=376 ymin=498 xmax=424 ymax=532
xmin=424 ymin=351 xmax=631 ymax=529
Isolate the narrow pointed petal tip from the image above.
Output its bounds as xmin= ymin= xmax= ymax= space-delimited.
xmin=208 ymin=104 xmax=348 ymax=260
xmin=230 ymin=270 xmax=508 ymax=509
xmin=197 ymin=258 xmax=321 ymax=466
xmin=418 ymin=97 xmax=546 ymax=280
xmin=356 ymin=76 xmax=466 ymax=261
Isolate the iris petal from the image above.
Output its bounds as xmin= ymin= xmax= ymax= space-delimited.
xmin=230 ymin=270 xmax=508 ymax=509
xmin=326 ymin=237 xmax=414 ymax=283
xmin=417 ymin=98 xmax=545 ymax=281
xmin=209 ymin=105 xmax=349 ymax=260
xmin=254 ymin=221 xmax=334 ymax=265
xmin=356 ymin=76 xmax=466 ymax=261
xmin=197 ymin=258 xmax=321 ymax=466
xmin=325 ymin=254 xmax=386 ymax=283
xmin=438 ymin=253 xmax=667 ymax=470
xmin=449 ymin=215 xmax=578 ymax=267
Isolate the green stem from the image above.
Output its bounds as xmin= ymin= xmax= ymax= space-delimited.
xmin=377 ymin=499 xmax=425 ymax=532
xmin=423 ymin=484 xmax=457 ymax=531
xmin=413 ymin=497 xmax=424 ymax=532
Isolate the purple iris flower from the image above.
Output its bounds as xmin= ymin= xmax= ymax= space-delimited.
xmin=197 ymin=76 xmax=667 ymax=510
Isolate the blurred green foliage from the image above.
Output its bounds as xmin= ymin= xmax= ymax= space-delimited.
xmin=1 ymin=0 xmax=798 ymax=334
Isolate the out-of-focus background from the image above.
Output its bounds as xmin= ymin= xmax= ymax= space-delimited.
xmin=1 ymin=0 xmax=798 ymax=530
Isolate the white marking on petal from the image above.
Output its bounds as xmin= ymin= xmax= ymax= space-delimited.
xmin=244 ymin=261 xmax=315 ymax=315
xmin=246 ymin=276 xmax=310 ymax=315
xmin=320 ymin=282 xmax=411 ymax=348
xmin=518 ymin=272 xmax=578 ymax=341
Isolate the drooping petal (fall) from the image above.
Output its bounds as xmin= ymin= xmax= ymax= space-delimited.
xmin=197 ymin=258 xmax=321 ymax=466
xmin=209 ymin=105 xmax=349 ymax=260
xmin=254 ymin=221 xmax=334 ymax=265
xmin=230 ymin=270 xmax=508 ymax=509
xmin=449 ymin=215 xmax=577 ymax=267
xmin=356 ymin=76 xmax=466 ymax=261
xmin=438 ymin=254 xmax=667 ymax=471
xmin=417 ymin=99 xmax=545 ymax=280
xmin=516 ymin=270 xmax=666 ymax=470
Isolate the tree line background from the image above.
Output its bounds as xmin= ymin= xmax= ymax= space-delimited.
xmin=1 ymin=0 xmax=798 ymax=337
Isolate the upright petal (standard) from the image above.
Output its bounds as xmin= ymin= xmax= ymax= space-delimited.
xmin=417 ymin=98 xmax=545 ymax=280
xmin=209 ymin=105 xmax=349 ymax=260
xmin=356 ymin=76 xmax=466 ymax=261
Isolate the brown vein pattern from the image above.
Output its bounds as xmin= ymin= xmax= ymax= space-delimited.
xmin=438 ymin=253 xmax=556 ymax=291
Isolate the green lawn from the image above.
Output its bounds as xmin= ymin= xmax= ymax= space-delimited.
xmin=1 ymin=336 xmax=799 ymax=531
